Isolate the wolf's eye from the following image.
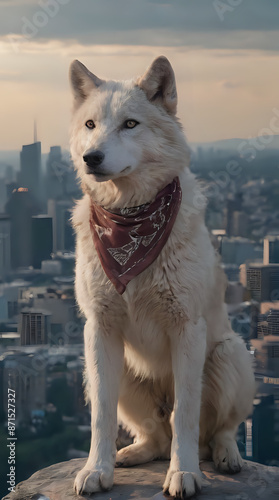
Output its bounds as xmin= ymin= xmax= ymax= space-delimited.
xmin=85 ymin=120 xmax=95 ymax=129
xmin=124 ymin=120 xmax=139 ymax=129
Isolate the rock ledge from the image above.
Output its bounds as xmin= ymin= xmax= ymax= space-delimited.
xmin=2 ymin=458 xmax=279 ymax=500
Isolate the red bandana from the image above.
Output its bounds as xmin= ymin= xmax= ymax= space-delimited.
xmin=89 ymin=177 xmax=182 ymax=294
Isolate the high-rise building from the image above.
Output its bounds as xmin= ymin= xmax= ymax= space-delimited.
xmin=0 ymin=178 xmax=7 ymax=212
xmin=0 ymin=215 xmax=11 ymax=279
xmin=226 ymin=193 xmax=243 ymax=237
xmin=64 ymin=208 xmax=75 ymax=251
xmin=252 ymin=395 xmax=279 ymax=465
xmin=0 ymin=167 xmax=15 ymax=211
xmin=221 ymin=237 xmax=262 ymax=266
xmin=3 ymin=350 xmax=46 ymax=422
xmin=241 ymin=263 xmax=279 ymax=302
xmin=20 ymin=141 xmax=42 ymax=204
xmin=264 ymin=235 xmax=279 ymax=265
xmin=231 ymin=211 xmax=249 ymax=238
xmin=46 ymin=146 xmax=65 ymax=200
xmin=267 ymin=309 xmax=279 ymax=335
xmin=5 ymin=165 xmax=15 ymax=183
xmin=5 ymin=188 xmax=39 ymax=269
xmin=19 ymin=308 xmax=51 ymax=345
xmin=48 ymin=199 xmax=74 ymax=252
xmin=6 ymin=181 xmax=18 ymax=200
xmin=46 ymin=146 xmax=80 ymax=201
xmin=31 ymin=215 xmax=53 ymax=269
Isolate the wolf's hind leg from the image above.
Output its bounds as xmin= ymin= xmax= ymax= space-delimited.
xmin=116 ymin=369 xmax=172 ymax=467
xmin=202 ymin=333 xmax=255 ymax=474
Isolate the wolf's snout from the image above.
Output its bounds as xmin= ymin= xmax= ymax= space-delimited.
xmin=83 ymin=150 xmax=105 ymax=167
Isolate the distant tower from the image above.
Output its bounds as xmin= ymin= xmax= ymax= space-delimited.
xmin=19 ymin=141 xmax=42 ymax=204
xmin=46 ymin=146 xmax=80 ymax=202
xmin=46 ymin=146 xmax=65 ymax=200
xmin=0 ymin=215 xmax=11 ymax=278
xmin=5 ymin=188 xmax=39 ymax=269
xmin=264 ymin=235 xmax=279 ymax=265
xmin=20 ymin=308 xmax=51 ymax=345
xmin=226 ymin=192 xmax=243 ymax=237
xmin=47 ymin=199 xmax=74 ymax=252
xmin=31 ymin=215 xmax=53 ymax=269
xmin=19 ymin=122 xmax=42 ymax=205
xmin=243 ymin=263 xmax=279 ymax=302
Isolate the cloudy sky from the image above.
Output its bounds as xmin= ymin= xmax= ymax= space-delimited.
xmin=1 ymin=0 xmax=279 ymax=153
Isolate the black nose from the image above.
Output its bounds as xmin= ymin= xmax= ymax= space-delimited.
xmin=83 ymin=150 xmax=105 ymax=167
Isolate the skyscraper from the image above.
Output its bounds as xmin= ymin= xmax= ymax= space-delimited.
xmin=5 ymin=188 xmax=39 ymax=269
xmin=19 ymin=141 xmax=42 ymax=204
xmin=0 ymin=178 xmax=7 ymax=212
xmin=64 ymin=208 xmax=75 ymax=252
xmin=221 ymin=237 xmax=262 ymax=266
xmin=267 ymin=309 xmax=279 ymax=335
xmin=226 ymin=193 xmax=243 ymax=237
xmin=31 ymin=215 xmax=53 ymax=269
xmin=243 ymin=263 xmax=279 ymax=302
xmin=46 ymin=146 xmax=65 ymax=200
xmin=19 ymin=308 xmax=51 ymax=345
xmin=46 ymin=146 xmax=80 ymax=200
xmin=48 ymin=199 xmax=74 ymax=252
xmin=0 ymin=215 xmax=11 ymax=279
xmin=264 ymin=235 xmax=279 ymax=265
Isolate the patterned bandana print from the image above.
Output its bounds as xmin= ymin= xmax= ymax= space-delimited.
xmin=89 ymin=177 xmax=182 ymax=294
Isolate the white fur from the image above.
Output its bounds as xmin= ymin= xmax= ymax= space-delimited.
xmin=69 ymin=57 xmax=256 ymax=498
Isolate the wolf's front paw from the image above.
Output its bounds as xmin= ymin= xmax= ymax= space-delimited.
xmin=74 ymin=465 xmax=114 ymax=495
xmin=163 ymin=469 xmax=202 ymax=499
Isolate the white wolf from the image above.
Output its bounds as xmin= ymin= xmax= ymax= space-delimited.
xmin=69 ymin=56 xmax=255 ymax=499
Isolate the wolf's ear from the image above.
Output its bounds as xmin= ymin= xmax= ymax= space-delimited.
xmin=137 ymin=56 xmax=177 ymax=114
xmin=69 ymin=60 xmax=104 ymax=103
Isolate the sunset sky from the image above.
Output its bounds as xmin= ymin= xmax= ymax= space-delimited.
xmin=1 ymin=0 xmax=279 ymax=153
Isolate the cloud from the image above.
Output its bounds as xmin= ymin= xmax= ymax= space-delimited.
xmin=3 ymin=29 xmax=279 ymax=56
xmin=1 ymin=0 xmax=279 ymax=51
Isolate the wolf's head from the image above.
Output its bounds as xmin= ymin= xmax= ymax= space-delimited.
xmin=69 ymin=56 xmax=190 ymax=208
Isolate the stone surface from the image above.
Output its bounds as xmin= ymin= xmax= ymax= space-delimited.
xmin=2 ymin=458 xmax=279 ymax=500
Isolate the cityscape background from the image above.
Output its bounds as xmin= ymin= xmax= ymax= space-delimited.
xmin=0 ymin=1 xmax=279 ymax=498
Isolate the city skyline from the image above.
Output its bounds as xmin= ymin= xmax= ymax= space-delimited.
xmin=0 ymin=120 xmax=279 ymax=497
